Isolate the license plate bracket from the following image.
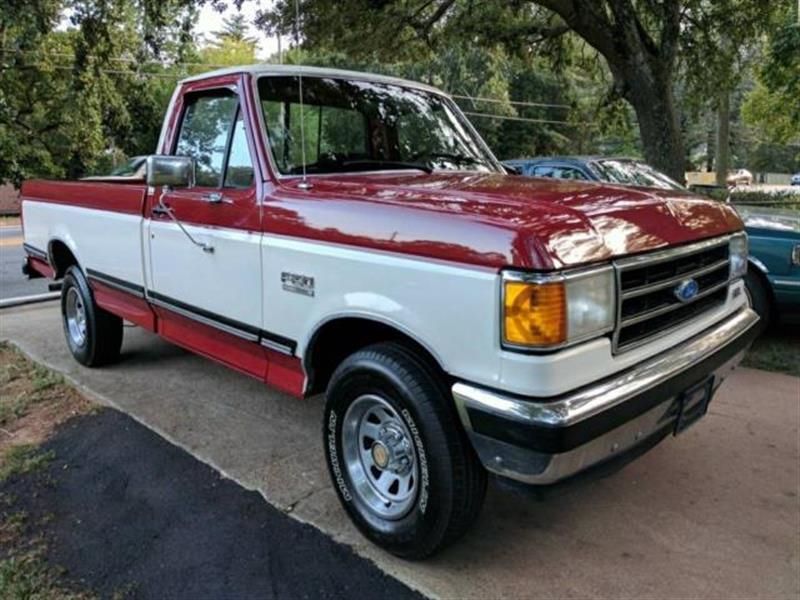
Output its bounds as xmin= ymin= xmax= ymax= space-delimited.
xmin=674 ymin=377 xmax=714 ymax=435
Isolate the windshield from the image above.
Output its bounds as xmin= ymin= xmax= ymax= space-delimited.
xmin=590 ymin=160 xmax=684 ymax=190
xmin=257 ymin=76 xmax=499 ymax=176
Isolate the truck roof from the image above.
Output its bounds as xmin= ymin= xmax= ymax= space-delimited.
xmin=179 ymin=64 xmax=445 ymax=96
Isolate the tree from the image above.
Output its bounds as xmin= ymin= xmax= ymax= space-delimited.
xmin=258 ymin=0 xmax=779 ymax=182
xmin=742 ymin=11 xmax=800 ymax=148
xmin=214 ymin=12 xmax=257 ymax=45
xmin=0 ymin=0 xmax=198 ymax=185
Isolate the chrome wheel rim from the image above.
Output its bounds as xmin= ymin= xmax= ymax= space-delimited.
xmin=341 ymin=394 xmax=419 ymax=520
xmin=65 ymin=287 xmax=87 ymax=347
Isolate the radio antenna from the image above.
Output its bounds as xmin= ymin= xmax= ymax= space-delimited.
xmin=293 ymin=0 xmax=311 ymax=189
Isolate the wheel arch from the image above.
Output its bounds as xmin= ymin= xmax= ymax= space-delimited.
xmin=303 ymin=314 xmax=449 ymax=396
xmin=746 ymin=258 xmax=775 ymax=303
xmin=47 ymin=238 xmax=81 ymax=278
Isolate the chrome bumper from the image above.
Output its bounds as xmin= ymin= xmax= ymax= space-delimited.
xmin=453 ymin=307 xmax=759 ymax=485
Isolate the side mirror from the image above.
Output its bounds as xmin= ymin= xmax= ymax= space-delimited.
xmin=146 ymin=155 xmax=195 ymax=188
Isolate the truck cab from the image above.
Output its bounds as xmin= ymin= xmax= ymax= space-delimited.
xmin=21 ymin=65 xmax=759 ymax=558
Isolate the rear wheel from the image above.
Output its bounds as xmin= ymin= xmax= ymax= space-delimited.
xmin=61 ymin=266 xmax=123 ymax=366
xmin=323 ymin=342 xmax=486 ymax=559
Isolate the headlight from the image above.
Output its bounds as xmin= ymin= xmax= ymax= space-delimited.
xmin=792 ymin=243 xmax=800 ymax=266
xmin=502 ymin=266 xmax=615 ymax=349
xmin=729 ymin=233 xmax=748 ymax=279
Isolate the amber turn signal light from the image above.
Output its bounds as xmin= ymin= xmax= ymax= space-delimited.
xmin=503 ymin=281 xmax=567 ymax=347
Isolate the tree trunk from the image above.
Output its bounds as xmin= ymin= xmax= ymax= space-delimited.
xmin=618 ymin=68 xmax=686 ymax=184
xmin=705 ymin=111 xmax=715 ymax=172
xmin=715 ymin=92 xmax=730 ymax=186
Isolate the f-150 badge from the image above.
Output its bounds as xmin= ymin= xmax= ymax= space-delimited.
xmin=282 ymin=272 xmax=315 ymax=297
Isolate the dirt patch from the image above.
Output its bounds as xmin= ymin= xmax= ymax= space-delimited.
xmin=0 ymin=342 xmax=93 ymax=462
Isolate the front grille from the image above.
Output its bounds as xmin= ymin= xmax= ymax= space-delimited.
xmin=614 ymin=237 xmax=731 ymax=352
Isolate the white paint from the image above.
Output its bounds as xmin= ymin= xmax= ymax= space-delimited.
xmin=22 ymin=201 xmax=145 ymax=287
xmin=147 ymin=220 xmax=263 ymax=328
xmin=261 ymin=234 xmax=751 ymax=397
xmin=260 ymin=234 xmax=500 ymax=385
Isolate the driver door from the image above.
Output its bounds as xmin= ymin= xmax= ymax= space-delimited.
xmin=146 ymin=81 xmax=263 ymax=369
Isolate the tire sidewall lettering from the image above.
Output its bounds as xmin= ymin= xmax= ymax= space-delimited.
xmin=400 ymin=407 xmax=429 ymax=515
xmin=327 ymin=410 xmax=352 ymax=502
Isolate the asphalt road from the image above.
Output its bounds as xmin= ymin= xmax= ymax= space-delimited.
xmin=1 ymin=303 xmax=798 ymax=599
xmin=0 ymin=224 xmax=50 ymax=299
xmin=1 ymin=409 xmax=424 ymax=599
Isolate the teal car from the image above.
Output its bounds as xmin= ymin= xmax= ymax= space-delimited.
xmin=734 ymin=204 xmax=800 ymax=327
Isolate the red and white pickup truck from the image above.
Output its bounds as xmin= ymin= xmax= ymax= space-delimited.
xmin=21 ymin=65 xmax=758 ymax=558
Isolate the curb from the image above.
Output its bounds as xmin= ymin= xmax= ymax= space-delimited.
xmin=0 ymin=292 xmax=60 ymax=309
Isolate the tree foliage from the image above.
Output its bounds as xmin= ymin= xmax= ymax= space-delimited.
xmin=1 ymin=0 xmax=796 ymax=186
xmin=742 ymin=11 xmax=800 ymax=148
xmin=258 ymin=0 xmax=783 ymax=180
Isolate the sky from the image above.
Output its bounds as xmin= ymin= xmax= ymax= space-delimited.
xmin=195 ymin=1 xmax=281 ymax=60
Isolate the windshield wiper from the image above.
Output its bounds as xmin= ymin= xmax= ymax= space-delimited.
xmin=341 ymin=160 xmax=433 ymax=174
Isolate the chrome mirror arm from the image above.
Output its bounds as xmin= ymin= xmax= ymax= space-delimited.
xmin=155 ymin=197 xmax=214 ymax=254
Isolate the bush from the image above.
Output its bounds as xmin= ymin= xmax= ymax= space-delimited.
xmin=727 ymin=189 xmax=800 ymax=210
xmin=691 ymin=186 xmax=800 ymax=210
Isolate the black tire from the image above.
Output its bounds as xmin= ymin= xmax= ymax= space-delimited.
xmin=744 ymin=269 xmax=772 ymax=331
xmin=61 ymin=266 xmax=123 ymax=367
xmin=323 ymin=342 xmax=486 ymax=559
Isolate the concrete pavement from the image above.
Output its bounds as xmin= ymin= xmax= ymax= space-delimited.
xmin=1 ymin=302 xmax=798 ymax=599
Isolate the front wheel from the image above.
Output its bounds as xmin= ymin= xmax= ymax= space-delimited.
xmin=323 ymin=342 xmax=486 ymax=559
xmin=61 ymin=266 xmax=123 ymax=367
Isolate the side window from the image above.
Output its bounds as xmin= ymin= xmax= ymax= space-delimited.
xmin=175 ymin=92 xmax=237 ymax=187
xmin=224 ymin=110 xmax=255 ymax=188
xmin=532 ymin=165 xmax=556 ymax=178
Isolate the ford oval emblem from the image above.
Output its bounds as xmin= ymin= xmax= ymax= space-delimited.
xmin=674 ymin=279 xmax=699 ymax=303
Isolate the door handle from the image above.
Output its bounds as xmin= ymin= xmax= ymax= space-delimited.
xmin=202 ymin=192 xmax=226 ymax=204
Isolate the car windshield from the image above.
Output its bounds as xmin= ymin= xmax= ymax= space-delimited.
xmin=257 ymin=76 xmax=499 ymax=176
xmin=590 ymin=159 xmax=683 ymax=190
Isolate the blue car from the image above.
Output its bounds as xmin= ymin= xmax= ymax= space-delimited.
xmin=503 ymin=156 xmax=685 ymax=189
xmin=506 ymin=156 xmax=800 ymax=326
xmin=733 ymin=205 xmax=800 ymax=326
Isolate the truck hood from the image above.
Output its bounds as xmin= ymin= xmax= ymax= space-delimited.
xmin=271 ymin=171 xmax=743 ymax=270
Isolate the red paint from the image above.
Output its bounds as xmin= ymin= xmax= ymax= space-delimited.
xmin=265 ymin=350 xmax=305 ymax=397
xmin=27 ymin=256 xmax=54 ymax=279
xmin=20 ymin=180 xmax=146 ymax=215
xmin=91 ymin=281 xmax=156 ymax=332
xmin=153 ymin=304 xmax=267 ymax=379
xmin=152 ymin=303 xmax=305 ymax=396
xmin=265 ymin=172 xmax=743 ymax=270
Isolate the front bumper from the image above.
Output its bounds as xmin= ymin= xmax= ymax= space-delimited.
xmin=452 ymin=307 xmax=760 ymax=485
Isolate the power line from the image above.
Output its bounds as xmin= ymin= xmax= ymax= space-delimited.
xmin=1 ymin=47 xmax=573 ymax=112
xmin=452 ymin=94 xmax=570 ymax=110
xmin=462 ymin=111 xmax=579 ymax=126
xmin=10 ymin=62 xmax=581 ymax=124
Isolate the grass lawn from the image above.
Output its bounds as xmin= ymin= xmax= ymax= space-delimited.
xmin=742 ymin=323 xmax=800 ymax=377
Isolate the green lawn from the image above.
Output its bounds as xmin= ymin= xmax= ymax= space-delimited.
xmin=743 ymin=323 xmax=800 ymax=377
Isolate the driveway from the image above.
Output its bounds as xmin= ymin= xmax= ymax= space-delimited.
xmin=1 ymin=302 xmax=798 ymax=599
xmin=0 ymin=223 xmax=51 ymax=299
